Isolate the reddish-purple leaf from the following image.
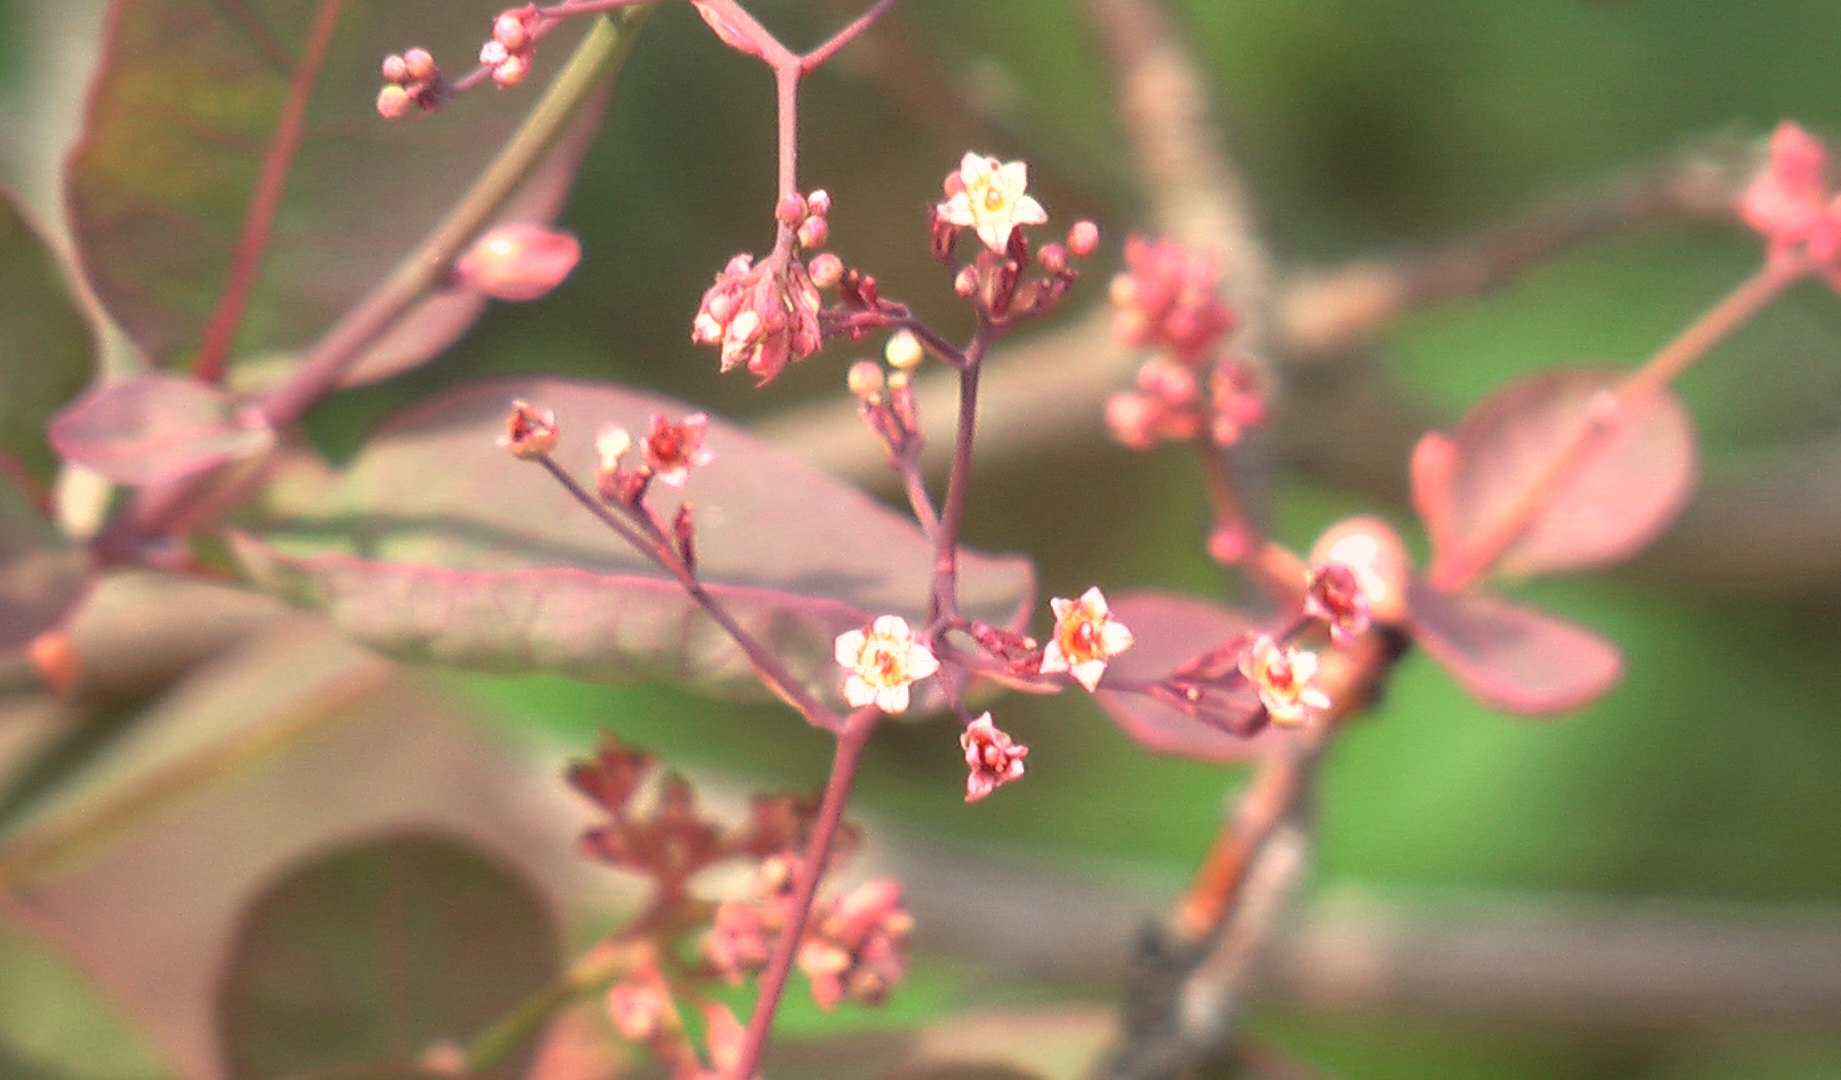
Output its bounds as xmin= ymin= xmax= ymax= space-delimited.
xmin=231 ymin=378 xmax=1034 ymax=718
xmin=0 ymin=188 xmax=99 ymax=489
xmin=49 ymin=373 xmax=275 ymax=487
xmin=217 ymin=832 xmax=557 ymax=1080
xmin=0 ymin=483 xmax=91 ymax=655
xmin=1428 ymin=368 xmax=1696 ymax=585
xmin=1092 ymin=591 xmax=1289 ymax=762
xmin=67 ymin=1 xmax=596 ymax=374
xmin=1407 ymin=579 xmax=1622 ymax=715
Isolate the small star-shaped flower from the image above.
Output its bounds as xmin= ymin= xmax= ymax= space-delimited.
xmin=834 ymin=615 xmax=940 ymax=713
xmin=1039 ymin=586 xmax=1134 ymax=692
xmin=937 ymin=152 xmax=1049 ymax=254
xmin=960 ymin=712 xmax=1028 ymax=802
xmin=1238 ymin=634 xmax=1331 ymax=727
xmin=639 ymin=412 xmax=715 ymax=487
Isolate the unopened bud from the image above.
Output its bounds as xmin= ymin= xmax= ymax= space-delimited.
xmin=673 ymin=504 xmax=697 ymax=573
xmin=953 ymin=266 xmax=977 ymax=297
xmin=796 ymin=215 xmax=829 ymax=250
xmin=491 ymin=53 xmax=530 ymax=87
xmin=809 ymin=252 xmax=844 ymax=288
xmin=376 ymin=84 xmax=415 ymax=120
xmin=884 ymin=329 xmax=923 ymax=370
xmin=806 ymin=189 xmax=831 ymax=217
xmin=494 ymin=11 xmax=532 ymax=51
xmin=1067 ymin=220 xmax=1100 ymax=257
xmin=479 ymin=40 xmax=510 ymax=67
xmin=403 ymin=47 xmax=438 ymax=83
xmin=847 ymin=360 xmax=885 ymax=399
xmin=456 ymin=224 xmax=581 ymax=301
xmin=381 ymin=53 xmax=410 ymax=83
xmin=776 ymin=192 xmax=808 ymax=228
xmin=1037 ymin=243 xmax=1068 ymax=274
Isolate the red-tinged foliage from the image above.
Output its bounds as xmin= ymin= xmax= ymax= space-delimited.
xmin=1091 ymin=591 xmax=1291 ymax=762
xmin=1407 ymin=579 xmax=1623 ymax=715
xmin=231 ymin=377 xmax=1034 ymax=716
xmin=49 ymin=373 xmax=276 ymax=487
xmin=217 ymin=831 xmax=558 ymax=1080
xmin=0 ymin=189 xmax=97 ymax=489
xmin=0 ymin=482 xmax=91 ymax=654
xmin=66 ymin=0 xmax=593 ymax=380
xmin=1420 ymin=368 xmax=1697 ymax=587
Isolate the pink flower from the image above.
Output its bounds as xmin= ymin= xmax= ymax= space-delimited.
xmin=639 ymin=413 xmax=714 ymax=487
xmin=455 ymin=224 xmax=580 ymax=301
xmin=1039 ymin=587 xmax=1134 ymax=692
xmin=1739 ymin=122 xmax=1839 ymax=263
xmin=1238 ymin=635 xmax=1330 ymax=727
xmin=1109 ymin=235 xmax=1237 ymax=362
xmin=797 ymin=879 xmax=912 ymax=1009
xmin=497 ymin=399 xmax=557 ymax=459
xmin=834 ymin=615 xmax=939 ymax=713
xmin=936 ymin=152 xmax=1049 ymax=253
xmin=960 ymin=713 xmax=1028 ymax=802
xmin=1304 ymin=562 xmax=1374 ymax=647
xmin=691 ymin=254 xmax=824 ymax=384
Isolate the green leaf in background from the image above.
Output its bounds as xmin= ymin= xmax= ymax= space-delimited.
xmin=0 ymin=186 xmax=97 ymax=489
xmin=0 ymin=912 xmax=174 ymax=1080
xmin=216 ymin=831 xmax=559 ymax=1080
xmin=66 ymin=0 xmax=593 ymax=374
xmin=233 ymin=377 xmax=1034 ymax=714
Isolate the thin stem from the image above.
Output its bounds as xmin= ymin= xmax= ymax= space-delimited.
xmin=730 ymin=706 xmax=880 ymax=1079
xmin=799 ymin=0 xmax=903 ymax=73
xmin=193 ymin=0 xmax=343 ymax=384
xmin=1432 ymin=259 xmax=1804 ymax=591
xmin=775 ymin=64 xmax=799 ymax=202
xmin=929 ymin=327 xmax=991 ymax=623
xmin=536 ymin=456 xmax=838 ymax=727
xmin=896 ymin=453 xmax=940 ymax=536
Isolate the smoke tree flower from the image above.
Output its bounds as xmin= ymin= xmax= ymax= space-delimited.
xmin=1040 ymin=587 xmax=1134 ymax=691
xmin=960 ymin=713 xmax=1028 ymax=802
xmin=936 ymin=152 xmax=1049 ymax=253
xmin=1739 ymin=122 xmax=1841 ymax=266
xmin=797 ymin=879 xmax=912 ymax=1009
xmin=497 ymin=400 xmax=557 ymax=458
xmin=1109 ymin=235 xmax=1237 ymax=362
xmin=1238 ymin=635 xmax=1331 ymax=726
xmin=691 ymin=254 xmax=823 ymax=384
xmin=834 ymin=616 xmax=939 ymax=713
xmin=639 ymin=413 xmax=714 ymax=487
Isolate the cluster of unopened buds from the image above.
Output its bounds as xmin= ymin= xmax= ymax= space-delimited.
xmin=376 ymin=47 xmax=445 ymax=120
xmin=1740 ymin=121 xmax=1841 ymax=286
xmin=1105 ymin=236 xmax=1268 ymax=451
xmin=479 ymin=5 xmax=542 ymax=87
xmin=691 ymin=191 xmax=834 ymax=384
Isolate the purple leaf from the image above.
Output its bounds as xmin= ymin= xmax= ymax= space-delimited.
xmin=1428 ymin=367 xmax=1696 ymax=585
xmin=1408 ymin=579 xmax=1622 ymax=714
xmin=0 ymin=482 xmax=91 ymax=654
xmin=231 ymin=377 xmax=1034 ymax=716
xmin=1092 ymin=591 xmax=1290 ymax=762
xmin=67 ymin=1 xmax=596 ymax=374
xmin=0 ymin=188 xmax=98 ymax=488
xmin=49 ymin=373 xmax=275 ymax=487
xmin=217 ymin=831 xmax=557 ymax=1080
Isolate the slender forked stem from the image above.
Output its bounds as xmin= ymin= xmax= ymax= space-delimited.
xmin=730 ymin=706 xmax=881 ymax=1079
xmin=929 ymin=326 xmax=993 ymax=623
xmin=1432 ymin=258 xmax=1807 ymax=591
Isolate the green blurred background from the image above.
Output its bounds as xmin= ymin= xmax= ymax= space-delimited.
xmin=5 ymin=1 xmax=1841 ymax=1078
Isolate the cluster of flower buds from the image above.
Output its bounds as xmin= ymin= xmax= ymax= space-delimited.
xmin=1105 ymin=236 xmax=1267 ymax=452
xmin=797 ymin=879 xmax=913 ymax=1009
xmin=480 ymin=5 xmax=541 ymax=87
xmin=376 ymin=48 xmax=446 ymax=120
xmin=928 ymin=152 xmax=1098 ymax=325
xmin=845 ymin=331 xmax=924 ymax=463
xmin=1740 ymin=122 xmax=1841 ymax=284
xmin=692 ymin=250 xmax=825 ymax=386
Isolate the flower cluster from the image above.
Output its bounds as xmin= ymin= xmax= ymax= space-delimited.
xmin=1106 ymin=236 xmax=1266 ymax=452
xmin=692 ymin=252 xmax=824 ymax=385
xmin=927 ymin=153 xmax=1095 ymax=325
xmin=376 ymin=48 xmax=445 ymax=120
xmin=1740 ymin=121 xmax=1841 ymax=280
xmin=798 ymin=879 xmax=913 ymax=1009
xmin=479 ymin=5 xmax=541 ymax=87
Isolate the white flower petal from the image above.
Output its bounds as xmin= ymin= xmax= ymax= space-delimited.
xmin=835 ymin=630 xmax=866 ymax=666
xmin=874 ymin=683 xmax=911 ymax=713
xmin=844 ymin=675 xmax=876 ymax=708
xmin=1070 ymin=658 xmax=1107 ymax=692
xmin=906 ymin=644 xmax=940 ymax=679
xmin=871 ymin=614 xmax=910 ymax=638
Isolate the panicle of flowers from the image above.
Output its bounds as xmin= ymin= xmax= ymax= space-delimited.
xmin=960 ymin=713 xmax=1028 ymax=802
xmin=376 ymin=48 xmax=446 ymax=119
xmin=1039 ymin=587 xmax=1134 ymax=692
xmin=1110 ymin=235 xmax=1237 ymax=362
xmin=479 ymin=5 xmax=541 ymax=87
xmin=927 ymin=152 xmax=1095 ymax=326
xmin=834 ymin=615 xmax=940 ymax=713
xmin=1739 ymin=121 xmax=1841 ymax=276
xmin=796 ymin=879 xmax=913 ymax=1009
xmin=1238 ymin=633 xmax=1331 ymax=727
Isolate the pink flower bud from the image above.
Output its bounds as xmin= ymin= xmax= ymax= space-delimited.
xmin=376 ymin=84 xmax=415 ymax=120
xmin=403 ymin=47 xmax=438 ymax=83
xmin=796 ymin=215 xmax=829 ymax=250
xmin=456 ymin=224 xmax=581 ymax=301
xmin=381 ymin=54 xmax=409 ymax=83
xmin=806 ymin=189 xmax=832 ymax=217
xmin=1067 ymin=219 xmax=1100 ymax=257
xmin=497 ymin=400 xmax=558 ymax=459
xmin=847 ymin=360 xmax=885 ymax=399
xmin=776 ymin=192 xmax=808 ymax=227
xmin=809 ymin=252 xmax=844 ymax=288
xmin=491 ymin=52 xmax=531 ymax=87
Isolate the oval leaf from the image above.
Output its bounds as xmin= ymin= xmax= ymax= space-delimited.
xmin=1092 ymin=591 xmax=1288 ymax=762
xmin=49 ymin=374 xmax=275 ymax=486
xmin=1407 ymin=579 xmax=1622 ymax=715
xmin=0 ymin=188 xmax=98 ymax=490
xmin=231 ymin=377 xmax=1034 ymax=718
xmin=1 ymin=482 xmax=91 ymax=655
xmin=1430 ymin=368 xmax=1696 ymax=584
xmin=68 ymin=1 xmax=592 ymax=372
xmin=216 ymin=831 xmax=558 ymax=1080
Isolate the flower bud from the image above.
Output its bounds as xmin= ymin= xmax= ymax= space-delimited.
xmin=884 ymin=329 xmax=924 ymax=370
xmin=776 ymin=192 xmax=808 ymax=227
xmin=403 ymin=48 xmax=438 ymax=83
xmin=847 ymin=360 xmax=885 ymax=399
xmin=796 ymin=215 xmax=829 ymax=250
xmin=376 ymin=84 xmax=415 ymax=120
xmin=1067 ymin=220 xmax=1100 ymax=257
